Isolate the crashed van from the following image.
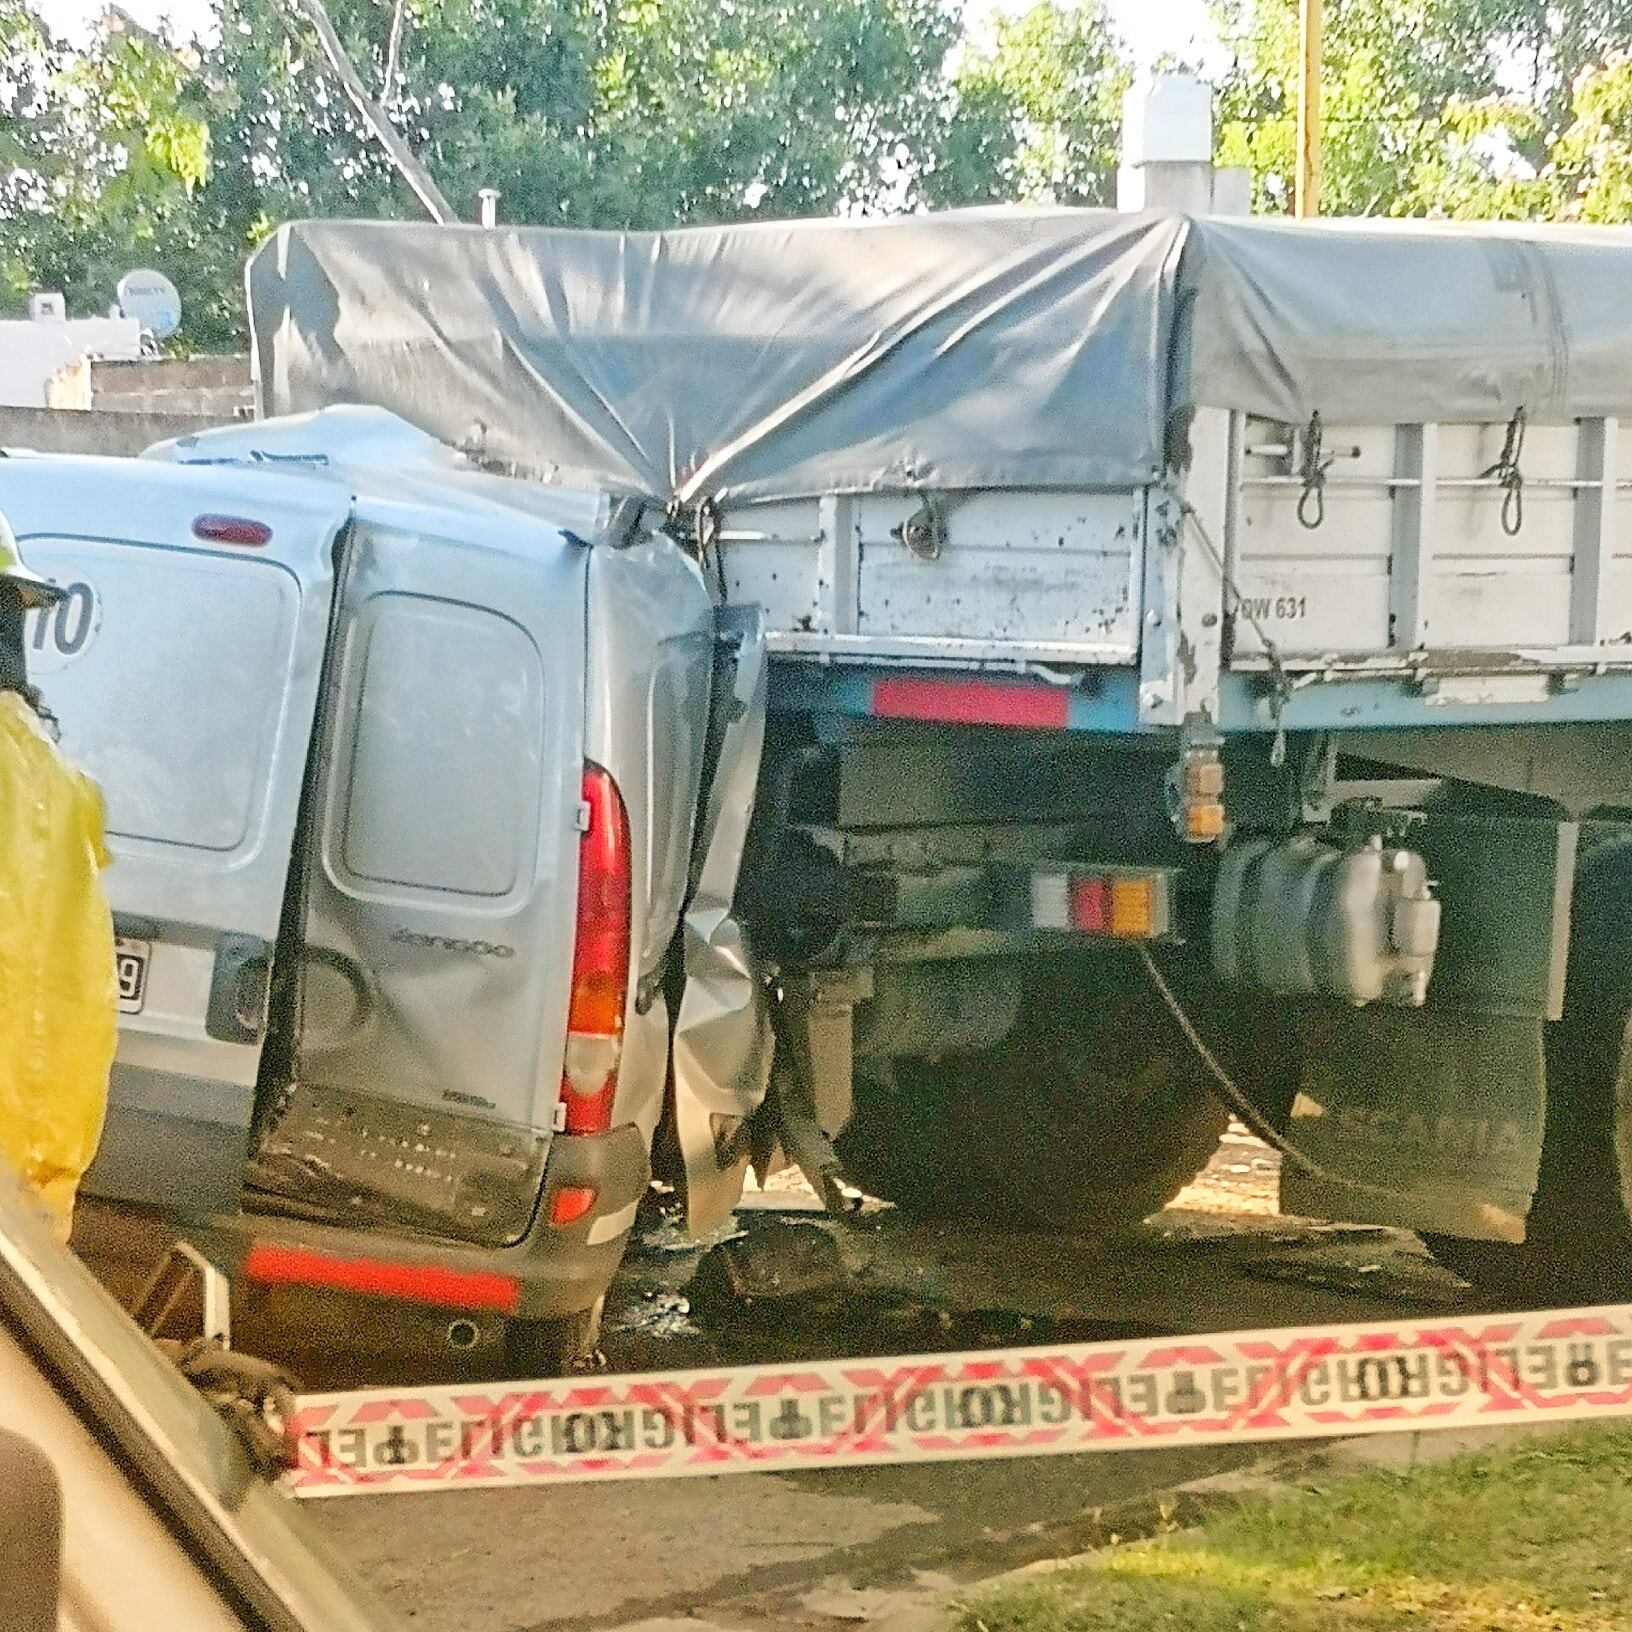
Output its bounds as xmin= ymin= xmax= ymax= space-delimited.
xmin=0 ymin=408 xmax=749 ymax=1367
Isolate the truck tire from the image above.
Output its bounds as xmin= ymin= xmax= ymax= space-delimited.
xmin=1424 ymin=838 xmax=1632 ymax=1305
xmin=838 ymin=980 xmax=1229 ymax=1235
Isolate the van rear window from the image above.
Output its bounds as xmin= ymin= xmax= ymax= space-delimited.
xmin=338 ymin=595 xmax=543 ymax=899
xmin=23 ymin=541 xmax=297 ymax=854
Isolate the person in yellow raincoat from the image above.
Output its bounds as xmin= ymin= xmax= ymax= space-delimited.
xmin=0 ymin=513 xmax=116 ymax=1243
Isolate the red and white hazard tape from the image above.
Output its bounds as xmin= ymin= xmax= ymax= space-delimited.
xmin=284 ymin=1303 xmax=1632 ymax=1498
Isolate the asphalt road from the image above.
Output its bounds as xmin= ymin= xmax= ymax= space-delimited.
xmin=193 ymin=1130 xmax=1483 ymax=1632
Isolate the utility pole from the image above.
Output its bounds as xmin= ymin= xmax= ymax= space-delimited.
xmin=1295 ymin=0 xmax=1321 ymax=218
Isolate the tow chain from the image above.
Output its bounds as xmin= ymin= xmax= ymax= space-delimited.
xmin=1136 ymin=945 xmax=1426 ymax=1208
xmin=1172 ymin=495 xmax=1295 ymax=767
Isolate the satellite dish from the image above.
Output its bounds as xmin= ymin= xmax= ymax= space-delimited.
xmin=116 ymin=268 xmax=182 ymax=340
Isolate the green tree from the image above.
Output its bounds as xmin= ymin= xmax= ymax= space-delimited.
xmin=581 ymin=0 xmax=968 ymax=222
xmin=0 ymin=8 xmax=233 ymax=341
xmin=1213 ymin=0 xmax=1632 ymax=219
xmin=928 ymin=1 xmax=1132 ymax=207
xmin=1549 ymin=51 xmax=1632 ymax=220
xmin=0 ymin=0 xmax=64 ymax=302
xmin=2 ymin=0 xmax=1141 ymax=343
xmin=1488 ymin=1 xmax=1632 ymax=157
xmin=1213 ymin=0 xmax=1506 ymax=213
xmin=210 ymin=0 xmax=968 ymax=228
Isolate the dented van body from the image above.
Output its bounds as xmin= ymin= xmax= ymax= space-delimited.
xmin=0 ymin=407 xmax=716 ymax=1343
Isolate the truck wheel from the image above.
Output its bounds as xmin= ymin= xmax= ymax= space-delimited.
xmin=1424 ymin=839 xmax=1632 ymax=1305
xmin=839 ymin=982 xmax=1229 ymax=1235
xmin=834 ymin=1059 xmax=961 ymax=1218
xmin=503 ymin=1298 xmax=604 ymax=1377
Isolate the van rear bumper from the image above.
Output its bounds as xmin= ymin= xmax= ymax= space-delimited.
xmin=200 ymin=1123 xmax=650 ymax=1323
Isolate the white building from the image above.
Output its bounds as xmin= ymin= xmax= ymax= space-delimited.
xmin=0 ymin=294 xmax=144 ymax=409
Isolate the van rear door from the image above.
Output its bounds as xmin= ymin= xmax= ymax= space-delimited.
xmin=243 ymin=475 xmax=593 ymax=1247
xmin=0 ymin=454 xmax=347 ymax=1214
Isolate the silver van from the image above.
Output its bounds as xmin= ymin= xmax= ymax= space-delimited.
xmin=0 ymin=406 xmax=716 ymax=1366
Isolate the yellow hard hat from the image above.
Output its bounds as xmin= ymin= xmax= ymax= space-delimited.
xmin=0 ymin=510 xmax=66 ymax=609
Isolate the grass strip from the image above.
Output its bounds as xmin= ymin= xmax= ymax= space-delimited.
xmin=963 ymin=1426 xmax=1632 ymax=1631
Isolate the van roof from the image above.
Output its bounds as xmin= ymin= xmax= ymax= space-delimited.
xmin=144 ymin=404 xmax=614 ymax=550
xmin=0 ymin=406 xmax=614 ymax=575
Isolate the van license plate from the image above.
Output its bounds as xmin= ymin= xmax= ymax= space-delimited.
xmin=115 ymin=937 xmax=150 ymax=1015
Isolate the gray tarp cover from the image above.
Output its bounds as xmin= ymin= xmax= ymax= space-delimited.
xmin=249 ymin=211 xmax=1632 ymax=505
xmin=248 ymin=210 xmax=1186 ymax=502
xmin=1181 ymin=217 xmax=1632 ymax=426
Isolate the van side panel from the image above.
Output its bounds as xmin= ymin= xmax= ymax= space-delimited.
xmin=584 ymin=537 xmax=715 ymax=1147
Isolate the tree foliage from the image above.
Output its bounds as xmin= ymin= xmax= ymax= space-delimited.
xmin=2 ymin=7 xmax=223 ymax=325
xmin=928 ymin=1 xmax=1130 ymax=207
xmin=0 ymin=0 xmax=1140 ymax=344
xmin=1213 ymin=0 xmax=1632 ymax=220
xmin=1551 ymin=53 xmax=1632 ymax=220
xmin=15 ymin=0 xmax=1632 ymax=350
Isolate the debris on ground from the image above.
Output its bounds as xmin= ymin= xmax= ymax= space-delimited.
xmin=1239 ymin=1257 xmax=1473 ymax=1307
xmin=687 ymin=1219 xmax=853 ymax=1312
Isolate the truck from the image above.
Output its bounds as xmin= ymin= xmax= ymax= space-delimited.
xmin=7 ymin=206 xmax=1632 ymax=1366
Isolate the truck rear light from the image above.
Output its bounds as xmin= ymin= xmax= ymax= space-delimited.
xmin=560 ymin=763 xmax=630 ymax=1136
xmin=1173 ymin=735 xmax=1226 ymax=844
xmin=192 ymin=514 xmax=272 ymax=547
xmin=1029 ymin=866 xmax=1174 ymax=940
xmin=1069 ymin=875 xmax=1108 ymax=932
xmin=241 ymin=1243 xmax=521 ymax=1313
xmin=548 ymin=1184 xmax=598 ymax=1226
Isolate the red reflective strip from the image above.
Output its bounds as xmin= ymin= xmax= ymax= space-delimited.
xmin=241 ymin=1244 xmax=521 ymax=1314
xmin=871 ymin=676 xmax=1069 ymax=729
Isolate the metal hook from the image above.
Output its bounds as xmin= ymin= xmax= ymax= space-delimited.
xmin=892 ymin=496 xmax=947 ymax=561
xmin=1480 ymin=407 xmax=1526 ymax=537
xmin=1296 ymin=412 xmax=1336 ymax=530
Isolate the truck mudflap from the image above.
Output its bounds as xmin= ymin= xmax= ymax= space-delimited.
xmin=670 ymin=606 xmax=773 ymax=1232
xmin=1280 ymin=1005 xmax=1545 ymax=1243
xmin=1221 ymin=812 xmax=1574 ymax=1244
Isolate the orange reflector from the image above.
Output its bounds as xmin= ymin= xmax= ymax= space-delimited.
xmin=1109 ymin=876 xmax=1156 ymax=937
xmin=1176 ymin=741 xmax=1226 ymax=846
xmin=1184 ymin=801 xmax=1226 ymax=842
xmin=548 ymin=1185 xmax=598 ymax=1227
xmin=1185 ymin=759 xmax=1225 ymax=798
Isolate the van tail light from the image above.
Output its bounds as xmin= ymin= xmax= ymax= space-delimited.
xmin=560 ymin=763 xmax=630 ymax=1136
